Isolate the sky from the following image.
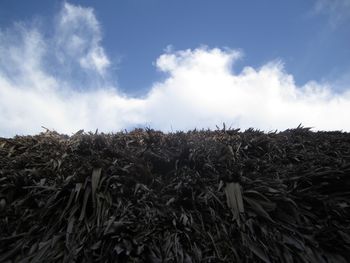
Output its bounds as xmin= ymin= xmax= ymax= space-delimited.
xmin=0 ymin=0 xmax=349 ymax=137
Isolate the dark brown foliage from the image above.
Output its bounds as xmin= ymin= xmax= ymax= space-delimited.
xmin=0 ymin=127 xmax=350 ymax=262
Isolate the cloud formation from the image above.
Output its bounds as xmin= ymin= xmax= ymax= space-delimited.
xmin=0 ymin=2 xmax=350 ymax=137
xmin=55 ymin=3 xmax=110 ymax=75
xmin=146 ymin=48 xmax=350 ymax=131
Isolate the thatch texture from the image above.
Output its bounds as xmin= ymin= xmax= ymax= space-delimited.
xmin=1 ymin=127 xmax=350 ymax=262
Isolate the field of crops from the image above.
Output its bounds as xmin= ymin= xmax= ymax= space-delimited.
xmin=1 ymin=127 xmax=350 ymax=262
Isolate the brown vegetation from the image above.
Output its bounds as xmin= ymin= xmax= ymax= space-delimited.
xmin=1 ymin=127 xmax=350 ymax=262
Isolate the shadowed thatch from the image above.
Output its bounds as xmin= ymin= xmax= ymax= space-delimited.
xmin=0 ymin=127 xmax=350 ymax=262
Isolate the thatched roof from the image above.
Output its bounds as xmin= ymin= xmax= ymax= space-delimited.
xmin=1 ymin=127 xmax=349 ymax=262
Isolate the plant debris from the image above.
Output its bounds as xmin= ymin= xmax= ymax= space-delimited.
xmin=1 ymin=126 xmax=350 ymax=262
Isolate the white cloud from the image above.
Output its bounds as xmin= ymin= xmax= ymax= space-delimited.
xmin=313 ymin=0 xmax=350 ymax=26
xmin=0 ymin=2 xmax=350 ymax=137
xmin=55 ymin=3 xmax=110 ymax=75
xmin=144 ymin=48 xmax=350 ymax=131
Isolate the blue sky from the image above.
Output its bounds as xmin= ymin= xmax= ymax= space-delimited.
xmin=1 ymin=0 xmax=349 ymax=93
xmin=0 ymin=0 xmax=350 ymax=136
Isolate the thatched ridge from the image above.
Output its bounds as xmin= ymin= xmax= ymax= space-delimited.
xmin=1 ymin=127 xmax=349 ymax=262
